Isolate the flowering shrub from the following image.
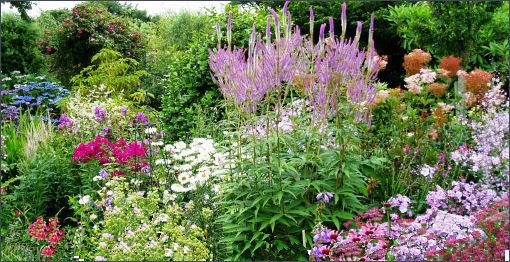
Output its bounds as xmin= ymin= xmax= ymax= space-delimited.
xmin=72 ymin=135 xmax=148 ymax=173
xmin=28 ymin=216 xmax=65 ymax=257
xmin=0 ymin=81 xmax=69 ymax=122
xmin=72 ymin=177 xmax=211 ymax=260
xmin=426 ymin=181 xmax=501 ymax=216
xmin=311 ymin=186 xmax=506 ymax=261
xmin=154 ymin=137 xmax=231 ymax=192
xmin=426 ymin=197 xmax=509 ymax=261
xmin=402 ymin=49 xmax=432 ymax=76
xmin=451 ymin=83 xmax=508 ymax=192
xmin=58 ymin=93 xmax=156 ymax=138
xmin=39 ymin=2 xmax=145 ymax=84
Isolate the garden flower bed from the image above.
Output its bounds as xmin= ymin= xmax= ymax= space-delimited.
xmin=1 ymin=1 xmax=508 ymax=261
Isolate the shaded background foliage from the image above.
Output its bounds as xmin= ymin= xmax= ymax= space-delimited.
xmin=1 ymin=12 xmax=45 ymax=74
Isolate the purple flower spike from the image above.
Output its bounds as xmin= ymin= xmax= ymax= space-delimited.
xmin=316 ymin=192 xmax=334 ymax=203
xmin=309 ymin=6 xmax=314 ymax=21
xmin=341 ymin=2 xmax=347 ymax=39
xmin=269 ymin=8 xmax=280 ymax=40
xmin=319 ymin=23 xmax=326 ymax=42
xmin=283 ymin=0 xmax=290 ymax=15
xmin=266 ymin=16 xmax=271 ymax=46
xmin=328 ymin=17 xmax=334 ymax=38
xmin=227 ymin=12 xmax=233 ymax=49
xmin=354 ymin=21 xmax=362 ymax=44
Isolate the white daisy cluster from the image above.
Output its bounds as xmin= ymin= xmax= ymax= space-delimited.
xmin=156 ymin=138 xmax=232 ymax=193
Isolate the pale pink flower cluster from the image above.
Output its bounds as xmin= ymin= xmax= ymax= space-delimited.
xmin=404 ymin=69 xmax=437 ymax=94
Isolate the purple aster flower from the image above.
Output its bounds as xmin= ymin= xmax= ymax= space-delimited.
xmin=134 ymin=112 xmax=149 ymax=125
xmin=57 ymin=113 xmax=74 ymax=130
xmin=403 ymin=145 xmax=411 ymax=154
xmin=316 ymin=192 xmax=334 ymax=203
xmin=94 ymin=106 xmax=107 ymax=122
xmin=99 ymin=169 xmax=109 ymax=179
xmin=102 ymin=127 xmax=110 ymax=134
xmin=119 ymin=105 xmax=127 ymax=116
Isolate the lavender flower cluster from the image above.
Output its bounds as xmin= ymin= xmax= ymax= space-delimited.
xmin=311 ymin=186 xmax=502 ymax=261
xmin=451 ymin=85 xmax=509 ymax=193
xmin=209 ymin=1 xmax=381 ymax=125
xmin=426 ymin=181 xmax=501 ymax=216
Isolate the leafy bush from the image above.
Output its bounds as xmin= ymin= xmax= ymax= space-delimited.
xmin=0 ymin=13 xmax=45 ymax=74
xmin=159 ymin=5 xmax=270 ymax=141
xmin=386 ymin=1 xmax=508 ymax=74
xmin=38 ymin=2 xmax=146 ymax=85
xmin=13 ymin=126 xmax=81 ymax=220
xmin=70 ymin=48 xmax=148 ymax=102
xmin=70 ymin=177 xmax=212 ymax=260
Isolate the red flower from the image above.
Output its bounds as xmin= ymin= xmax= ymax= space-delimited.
xmin=28 ymin=216 xmax=48 ymax=241
xmin=46 ymin=47 xmax=54 ymax=54
xmin=47 ymin=228 xmax=65 ymax=244
xmin=41 ymin=246 xmax=55 ymax=257
xmin=48 ymin=218 xmax=59 ymax=228
xmin=329 ymin=231 xmax=339 ymax=240
xmin=112 ymin=170 xmax=126 ymax=176
xmin=108 ymin=23 xmax=115 ymax=33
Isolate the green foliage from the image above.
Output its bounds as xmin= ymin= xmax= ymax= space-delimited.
xmin=142 ymin=10 xmax=211 ymax=109
xmin=38 ymin=2 xmax=146 ymax=85
xmin=13 ymin=133 xmax=82 ymax=221
xmin=159 ymin=4 xmax=273 ymax=141
xmin=386 ymin=1 xmax=508 ymax=74
xmin=96 ymin=1 xmax=152 ymax=23
xmin=0 ymin=13 xmax=45 ymax=74
xmin=217 ymin=108 xmax=386 ymax=260
xmin=70 ymin=48 xmax=149 ymax=101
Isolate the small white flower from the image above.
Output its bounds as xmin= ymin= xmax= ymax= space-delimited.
xmin=173 ymin=141 xmax=187 ymax=151
xmin=165 ymin=248 xmax=174 ymax=257
xmin=151 ymin=141 xmax=164 ymax=146
xmin=78 ymin=195 xmax=91 ymax=205
xmin=164 ymin=144 xmax=175 ymax=152
xmin=98 ymin=242 xmax=108 ymax=249
xmin=144 ymin=127 xmax=158 ymax=135
xmin=93 ymin=176 xmax=103 ymax=181
xmin=178 ymin=173 xmax=191 ymax=184
xmin=90 ymin=214 xmax=98 ymax=220
xmin=406 ymin=132 xmax=414 ymax=137
xmin=171 ymin=183 xmax=191 ymax=193
xmin=95 ymin=256 xmax=106 ymax=261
